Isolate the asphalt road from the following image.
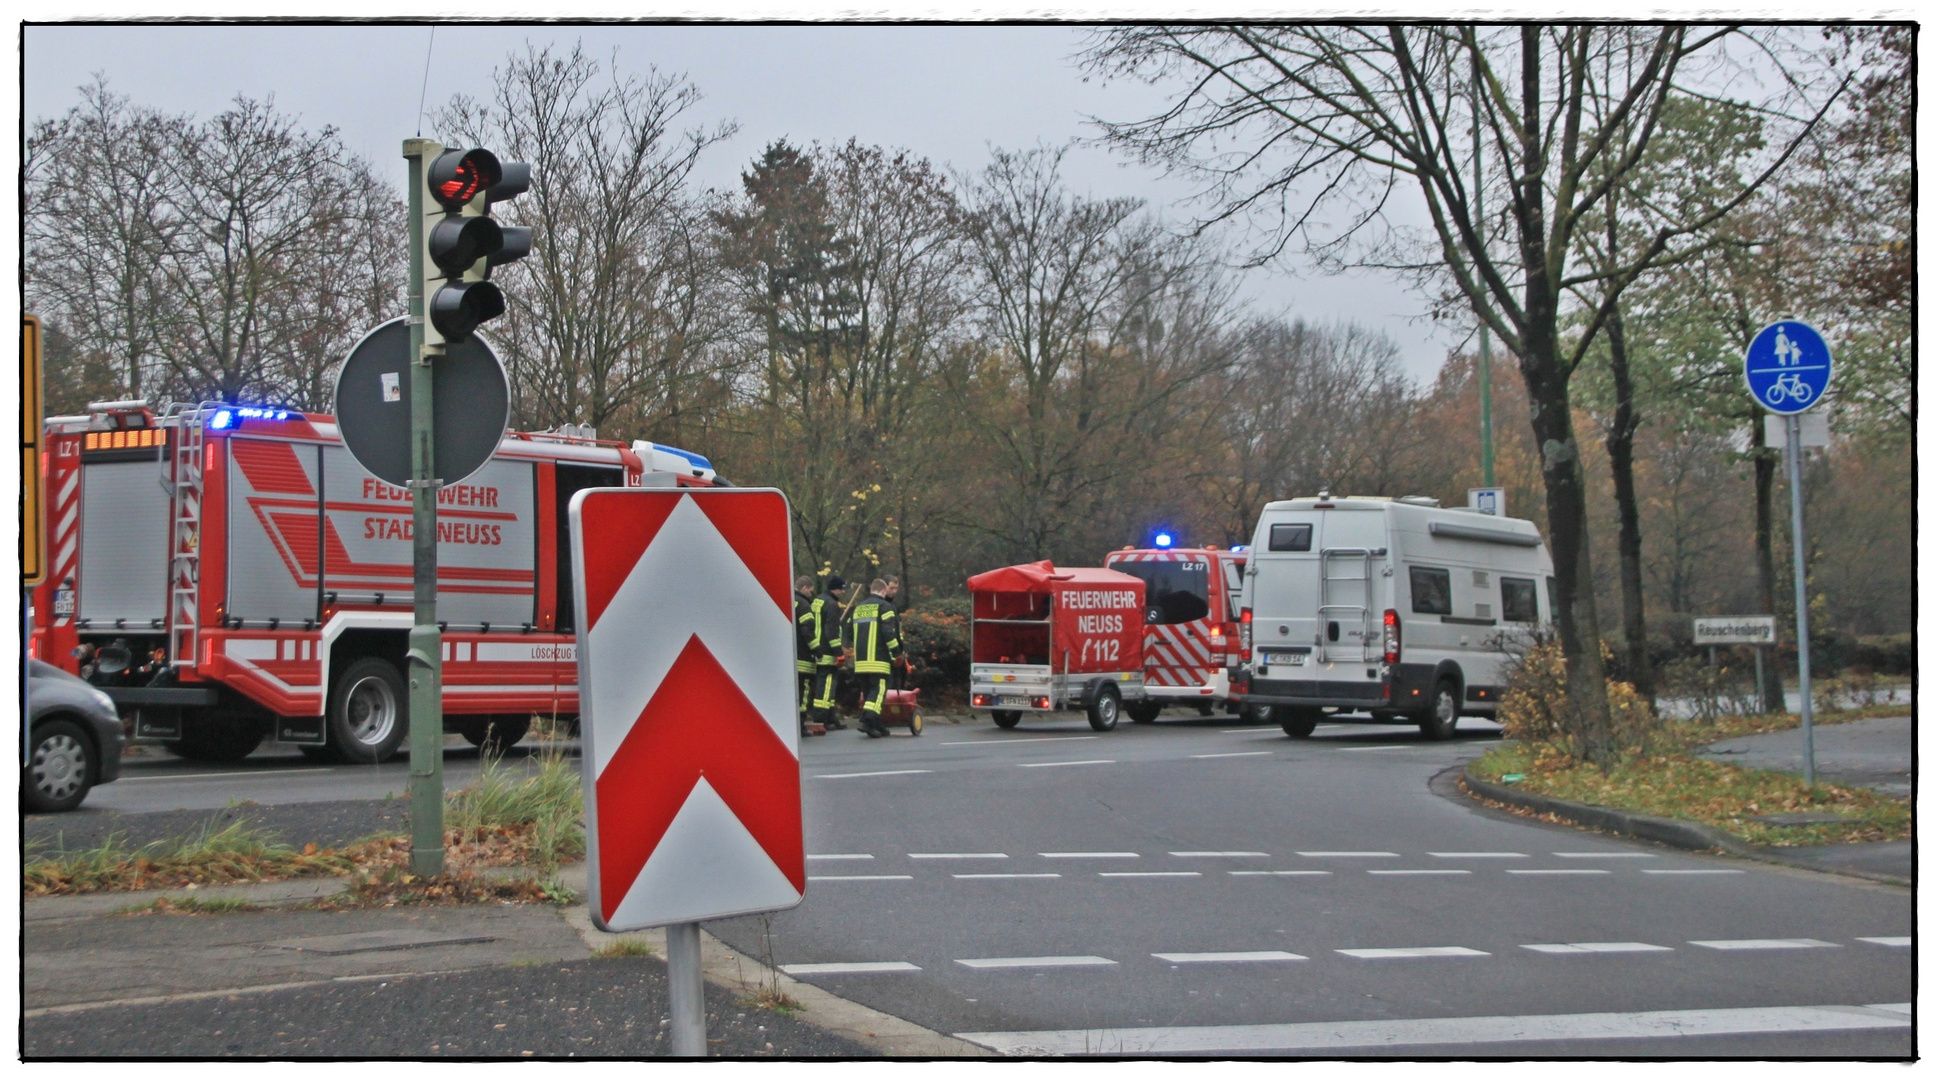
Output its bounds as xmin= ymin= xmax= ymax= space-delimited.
xmin=702 ymin=713 xmax=1910 ymax=1057
xmin=42 ymin=712 xmax=1912 ymax=1058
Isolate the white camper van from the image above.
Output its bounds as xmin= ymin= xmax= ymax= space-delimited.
xmin=1232 ymin=495 xmax=1554 ymax=740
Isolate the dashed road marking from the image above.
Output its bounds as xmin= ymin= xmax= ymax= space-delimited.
xmin=1338 ymin=745 xmax=1413 ymax=752
xmin=1297 ymin=851 xmax=1399 ymax=858
xmin=956 ymin=955 xmax=1116 ymax=970
xmin=806 ymin=853 xmax=873 ymax=861
xmin=941 ymin=736 xmax=1099 ymax=746
xmin=1153 ymin=951 xmax=1307 ymax=963
xmin=1642 ymin=869 xmax=1745 ymax=875
xmin=1169 ymin=851 xmax=1268 ymax=858
xmin=1017 ymin=759 xmax=1116 ymax=768
xmin=1689 ymin=939 xmax=1840 ymax=951
xmin=909 ymin=852 xmax=1007 ymax=860
xmin=1100 ymin=871 xmax=1201 ymax=879
xmin=1191 ymin=751 xmax=1274 ymax=759
xmin=952 ymin=873 xmax=1061 ymax=880
xmin=814 ymin=769 xmax=933 ymax=779
xmin=780 ymin=961 xmax=921 ymax=975
xmin=1041 ymin=851 xmax=1139 ymax=859
xmin=1858 ymin=937 xmax=1911 ymax=947
xmin=1523 ymin=942 xmax=1674 ymax=954
xmin=1553 ymin=851 xmax=1657 ymax=858
xmin=954 ymin=1003 xmax=1912 ymax=1055
xmin=1337 ymin=946 xmax=1490 ymax=959
xmin=806 ymin=875 xmax=913 ymax=882
xmin=1367 ymin=869 xmax=1471 ymax=876
xmin=1507 ymin=869 xmax=1611 ymax=876
xmin=1230 ymin=870 xmax=1333 ymax=877
xmin=1428 ymin=852 xmax=1528 ymax=859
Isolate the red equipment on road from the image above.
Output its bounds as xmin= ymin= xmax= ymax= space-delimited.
xmin=966 ymin=560 xmax=1148 ymax=732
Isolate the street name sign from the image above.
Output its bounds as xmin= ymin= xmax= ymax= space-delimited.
xmin=332 ymin=317 xmax=509 ymax=488
xmin=1692 ymin=616 xmax=1777 ymax=647
xmin=1743 ymin=320 xmax=1833 ymax=415
xmin=571 ymin=486 xmax=804 ymax=931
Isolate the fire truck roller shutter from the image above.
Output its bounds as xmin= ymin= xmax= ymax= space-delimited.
xmin=226 ymin=440 xmax=324 ymax=624
xmin=77 ymin=460 xmax=171 ymax=627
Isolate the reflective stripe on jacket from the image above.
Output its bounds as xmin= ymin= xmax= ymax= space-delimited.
xmin=809 ymin=593 xmax=844 ymax=662
xmin=844 ymin=592 xmax=902 ymax=675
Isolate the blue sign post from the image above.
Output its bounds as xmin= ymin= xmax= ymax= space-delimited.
xmin=1744 ymin=320 xmax=1833 ymax=786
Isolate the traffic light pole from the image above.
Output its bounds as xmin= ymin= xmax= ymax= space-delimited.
xmin=404 ymin=139 xmax=446 ymax=876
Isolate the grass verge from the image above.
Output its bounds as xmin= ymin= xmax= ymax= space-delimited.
xmin=593 ymin=938 xmax=657 ymax=959
xmin=1470 ymin=741 xmax=1910 ymax=847
xmin=1652 ymin=704 xmax=1909 ymax=750
xmin=24 ymin=821 xmax=367 ymax=895
xmin=114 ymin=895 xmax=266 ymax=916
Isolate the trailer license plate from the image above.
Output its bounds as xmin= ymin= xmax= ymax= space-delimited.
xmin=998 ymin=695 xmax=1029 ymax=707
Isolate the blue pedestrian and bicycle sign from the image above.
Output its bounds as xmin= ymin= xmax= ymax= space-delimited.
xmin=1743 ymin=320 xmax=1833 ymax=414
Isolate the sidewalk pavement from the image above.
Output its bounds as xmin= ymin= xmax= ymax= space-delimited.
xmin=24 ymin=862 xmax=984 ymax=1058
xmin=1697 ymin=714 xmax=1912 ymax=884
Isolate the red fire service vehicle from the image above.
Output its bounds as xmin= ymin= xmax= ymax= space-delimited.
xmin=1104 ymin=544 xmax=1249 ymax=722
xmin=966 ymin=560 xmax=1148 ymax=731
xmin=30 ymin=400 xmax=720 ymax=764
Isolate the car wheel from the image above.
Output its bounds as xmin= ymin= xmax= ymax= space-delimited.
xmin=1276 ymin=706 xmax=1320 ymax=739
xmin=328 ymin=657 xmax=409 ymax=764
xmin=1087 ymin=684 xmax=1121 ymax=732
xmin=23 ymin=718 xmax=95 ymax=813
xmin=1127 ymin=700 xmax=1162 ymax=724
xmin=1418 ymin=679 xmax=1460 ymax=741
xmin=166 ymin=715 xmax=267 ymax=763
xmin=460 ymin=714 xmax=530 ymax=756
xmin=991 ymin=710 xmax=1021 ymax=729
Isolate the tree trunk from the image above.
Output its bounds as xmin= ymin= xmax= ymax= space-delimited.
xmin=1750 ymin=415 xmax=1785 ymax=712
xmin=1602 ymin=305 xmax=1653 ymax=703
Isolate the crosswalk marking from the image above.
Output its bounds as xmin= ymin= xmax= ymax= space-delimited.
xmin=955 ymin=1003 xmax=1912 ymax=1055
xmin=956 ymin=955 xmax=1116 ymax=969
xmin=1337 ymin=946 xmax=1489 ymax=959
xmin=1523 ymin=942 xmax=1674 ymax=954
xmin=1152 ymin=951 xmax=1307 ymax=963
xmin=779 ymin=961 xmax=920 ymax=975
xmin=1689 ymin=939 xmax=1840 ymax=951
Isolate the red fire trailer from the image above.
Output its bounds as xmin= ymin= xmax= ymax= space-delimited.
xmin=966 ymin=560 xmax=1148 ymax=731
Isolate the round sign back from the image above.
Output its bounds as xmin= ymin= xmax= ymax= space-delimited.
xmin=1743 ymin=320 xmax=1833 ymax=415
xmin=332 ymin=317 xmax=511 ymax=487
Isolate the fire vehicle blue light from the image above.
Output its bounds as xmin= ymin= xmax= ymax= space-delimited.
xmin=208 ymin=406 xmax=290 ymax=430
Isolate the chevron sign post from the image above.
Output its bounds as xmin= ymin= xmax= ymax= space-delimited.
xmin=569 ymin=486 xmax=803 ymax=1055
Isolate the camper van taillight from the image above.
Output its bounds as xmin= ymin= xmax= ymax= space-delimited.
xmin=1382 ymin=609 xmax=1400 ymax=664
xmin=1239 ymin=607 xmax=1252 ymax=654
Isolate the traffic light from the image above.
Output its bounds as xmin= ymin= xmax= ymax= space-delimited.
xmin=422 ymin=147 xmax=531 ymax=344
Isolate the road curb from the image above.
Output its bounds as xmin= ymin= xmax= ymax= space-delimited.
xmin=24 ymin=876 xmax=353 ymax=921
xmin=1456 ymin=765 xmax=1908 ymax=885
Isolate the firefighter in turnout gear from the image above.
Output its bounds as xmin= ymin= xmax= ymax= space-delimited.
xmin=807 ymin=575 xmax=847 ymax=731
xmin=845 ymin=579 xmax=904 ymax=738
xmin=793 ymin=575 xmax=823 ymax=735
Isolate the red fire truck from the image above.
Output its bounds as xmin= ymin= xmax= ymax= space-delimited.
xmin=1104 ymin=545 xmax=1249 ymax=722
xmin=30 ymin=400 xmax=720 ymax=764
xmin=966 ymin=560 xmax=1148 ymax=731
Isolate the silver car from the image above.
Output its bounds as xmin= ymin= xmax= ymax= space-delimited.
xmin=24 ymin=659 xmax=127 ymax=813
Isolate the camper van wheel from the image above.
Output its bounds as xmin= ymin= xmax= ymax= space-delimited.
xmin=991 ymin=710 xmax=1022 ymax=729
xmin=1087 ymin=685 xmax=1121 ymax=732
xmin=1418 ymin=679 xmax=1460 ymax=741
xmin=328 ymin=657 xmax=409 ymax=764
xmin=1275 ymin=706 xmax=1321 ymax=739
xmin=1127 ymin=701 xmax=1161 ymax=724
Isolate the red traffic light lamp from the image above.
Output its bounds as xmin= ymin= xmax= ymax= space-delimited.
xmin=426 ymin=148 xmax=502 ymax=210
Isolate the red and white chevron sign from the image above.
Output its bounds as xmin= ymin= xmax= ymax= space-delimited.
xmin=569 ymin=487 xmax=804 ymax=931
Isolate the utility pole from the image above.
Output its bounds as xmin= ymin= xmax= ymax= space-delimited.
xmin=1473 ymin=52 xmax=1494 ymax=488
xmin=403 ymin=138 xmax=445 ymax=876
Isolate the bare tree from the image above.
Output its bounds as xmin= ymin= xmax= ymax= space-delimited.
xmin=439 ymin=42 xmax=737 ymax=436
xmin=1088 ymin=25 xmax=1843 ymax=764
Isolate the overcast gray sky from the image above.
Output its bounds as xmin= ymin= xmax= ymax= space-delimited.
xmin=24 ymin=22 xmax=1465 ymax=380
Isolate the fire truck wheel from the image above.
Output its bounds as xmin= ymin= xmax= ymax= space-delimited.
xmin=166 ymin=716 xmax=266 ymax=763
xmin=460 ymin=714 xmax=531 ymax=755
xmin=1127 ymin=701 xmax=1161 ymax=724
xmin=1275 ymin=706 xmax=1321 ymax=738
xmin=991 ymin=710 xmax=1021 ymax=729
xmin=1417 ymin=679 xmax=1460 ymax=742
xmin=1087 ymin=685 xmax=1121 ymax=731
xmin=329 ymin=658 xmax=409 ymax=764
xmin=23 ymin=718 xmax=94 ymax=813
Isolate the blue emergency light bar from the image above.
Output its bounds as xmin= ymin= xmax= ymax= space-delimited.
xmin=208 ymin=406 xmax=291 ymax=430
xmin=649 ymin=442 xmax=714 ymax=470
xmin=1154 ymin=532 xmax=1174 ymax=549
